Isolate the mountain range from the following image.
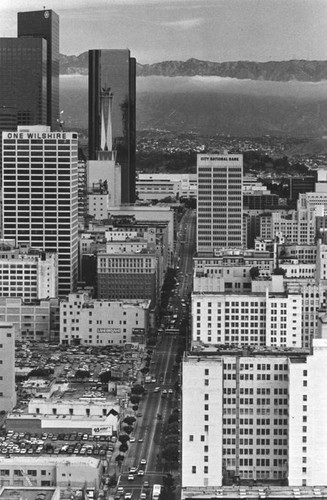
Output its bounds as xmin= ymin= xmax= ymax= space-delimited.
xmin=60 ymin=53 xmax=327 ymax=82
xmin=59 ymin=53 xmax=327 ymax=138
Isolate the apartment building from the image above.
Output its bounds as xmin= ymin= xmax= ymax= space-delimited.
xmin=182 ymin=339 xmax=327 ymax=490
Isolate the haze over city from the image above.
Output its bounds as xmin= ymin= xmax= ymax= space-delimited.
xmin=1 ymin=0 xmax=327 ymax=63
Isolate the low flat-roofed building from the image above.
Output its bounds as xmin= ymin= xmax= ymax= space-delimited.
xmin=60 ymin=292 xmax=150 ymax=346
xmin=0 ymin=456 xmax=102 ymax=488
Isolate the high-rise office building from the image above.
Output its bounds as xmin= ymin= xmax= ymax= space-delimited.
xmin=89 ymin=49 xmax=136 ymax=204
xmin=2 ymin=126 xmax=78 ymax=296
xmin=18 ymin=9 xmax=60 ymax=129
xmin=197 ymin=153 xmax=243 ymax=252
xmin=0 ymin=9 xmax=59 ymax=130
xmin=0 ymin=38 xmax=47 ymax=127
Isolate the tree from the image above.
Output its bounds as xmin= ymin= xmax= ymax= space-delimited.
xmin=132 ymin=405 xmax=138 ymax=411
xmin=168 ymin=413 xmax=178 ymax=424
xmin=123 ymin=416 xmax=136 ymax=425
xmin=115 ymin=454 xmax=125 ymax=462
xmin=250 ymin=266 xmax=260 ymax=280
xmin=162 ymin=444 xmax=179 ymax=462
xmin=131 ymin=384 xmax=145 ymax=395
xmin=272 ymin=267 xmax=286 ymax=276
xmin=167 ymin=421 xmax=179 ymax=435
xmin=119 ymin=443 xmax=128 ymax=453
xmin=99 ymin=371 xmax=111 ymax=383
xmin=163 ymin=473 xmax=175 ymax=492
xmin=130 ymin=395 xmax=141 ymax=405
xmin=140 ymin=367 xmax=149 ymax=376
xmin=122 ymin=425 xmax=133 ymax=435
xmin=118 ymin=434 xmax=130 ymax=444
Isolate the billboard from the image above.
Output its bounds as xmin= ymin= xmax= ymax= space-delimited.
xmin=92 ymin=425 xmax=113 ymax=436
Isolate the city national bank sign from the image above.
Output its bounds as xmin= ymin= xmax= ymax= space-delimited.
xmin=4 ymin=132 xmax=70 ymax=140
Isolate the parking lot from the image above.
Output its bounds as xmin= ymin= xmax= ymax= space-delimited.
xmin=0 ymin=430 xmax=115 ymax=457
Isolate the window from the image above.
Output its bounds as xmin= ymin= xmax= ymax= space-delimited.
xmin=189 ymin=435 xmax=194 ymax=441
xmin=41 ymin=470 xmax=46 ymax=476
xmin=192 ymin=466 xmax=196 ymax=474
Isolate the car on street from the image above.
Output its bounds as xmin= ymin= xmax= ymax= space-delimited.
xmin=140 ymin=494 xmax=147 ymax=499
xmin=128 ymin=474 xmax=134 ymax=481
xmin=153 ymin=387 xmax=160 ymax=393
xmin=129 ymin=437 xmax=135 ymax=442
xmin=117 ymin=487 xmax=124 ymax=494
xmin=143 ymin=481 xmax=150 ymax=488
xmin=140 ymin=459 xmax=147 ymax=465
xmin=138 ymin=469 xmax=144 ymax=476
xmin=138 ymin=438 xmax=143 ymax=443
xmin=168 ymin=389 xmax=173 ymax=394
xmin=124 ymin=494 xmax=132 ymax=500
xmin=129 ymin=466 xmax=138 ymax=473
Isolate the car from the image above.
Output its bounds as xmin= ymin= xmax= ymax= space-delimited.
xmin=153 ymin=387 xmax=160 ymax=393
xmin=140 ymin=494 xmax=147 ymax=500
xmin=143 ymin=481 xmax=150 ymax=488
xmin=117 ymin=487 xmax=124 ymax=494
xmin=137 ymin=413 xmax=142 ymax=417
xmin=127 ymin=474 xmax=134 ymax=481
xmin=168 ymin=389 xmax=173 ymax=394
xmin=162 ymin=389 xmax=167 ymax=396
xmin=151 ymin=378 xmax=156 ymax=383
xmin=124 ymin=494 xmax=132 ymax=500
xmin=157 ymin=413 xmax=162 ymax=420
xmin=129 ymin=437 xmax=135 ymax=443
xmin=140 ymin=459 xmax=147 ymax=465
xmin=129 ymin=466 xmax=138 ymax=473
xmin=138 ymin=469 xmax=144 ymax=476
xmin=138 ymin=438 xmax=144 ymax=443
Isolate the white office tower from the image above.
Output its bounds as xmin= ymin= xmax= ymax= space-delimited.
xmin=2 ymin=126 xmax=78 ymax=296
xmin=197 ymin=153 xmax=243 ymax=252
xmin=0 ymin=323 xmax=16 ymax=411
xmin=182 ymin=339 xmax=327 ymax=493
xmin=87 ymin=88 xmax=121 ymax=218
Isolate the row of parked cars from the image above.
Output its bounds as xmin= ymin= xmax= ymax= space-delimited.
xmin=0 ymin=430 xmax=115 ymax=457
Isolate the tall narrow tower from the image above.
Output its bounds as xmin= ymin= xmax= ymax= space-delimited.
xmin=89 ymin=49 xmax=136 ymax=204
xmin=17 ymin=9 xmax=60 ymax=129
xmin=197 ymin=153 xmax=243 ymax=252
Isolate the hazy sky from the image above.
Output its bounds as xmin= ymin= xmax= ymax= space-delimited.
xmin=1 ymin=0 xmax=327 ymax=64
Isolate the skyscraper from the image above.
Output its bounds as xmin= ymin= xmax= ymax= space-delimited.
xmin=0 ymin=9 xmax=59 ymax=130
xmin=18 ymin=9 xmax=60 ymax=129
xmin=2 ymin=126 xmax=78 ymax=296
xmin=89 ymin=49 xmax=136 ymax=204
xmin=197 ymin=153 xmax=243 ymax=252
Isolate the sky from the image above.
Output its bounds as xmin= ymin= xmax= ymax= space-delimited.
xmin=1 ymin=0 xmax=327 ymax=64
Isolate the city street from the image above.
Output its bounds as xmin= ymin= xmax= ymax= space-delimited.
xmin=114 ymin=209 xmax=196 ymax=499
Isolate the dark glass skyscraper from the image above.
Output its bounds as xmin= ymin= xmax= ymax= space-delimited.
xmin=0 ymin=38 xmax=47 ymax=126
xmin=89 ymin=49 xmax=136 ymax=204
xmin=17 ymin=9 xmax=60 ymax=130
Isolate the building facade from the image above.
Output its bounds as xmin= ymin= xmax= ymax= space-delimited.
xmin=60 ymin=292 xmax=150 ymax=345
xmin=182 ymin=340 xmax=327 ymax=490
xmin=2 ymin=126 xmax=78 ymax=296
xmin=197 ymin=153 xmax=243 ymax=252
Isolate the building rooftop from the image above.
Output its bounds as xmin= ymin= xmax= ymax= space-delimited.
xmin=181 ymin=485 xmax=327 ymax=499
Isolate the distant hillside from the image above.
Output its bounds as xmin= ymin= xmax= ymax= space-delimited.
xmin=60 ymin=53 xmax=327 ymax=82
xmin=60 ymin=75 xmax=327 ymax=138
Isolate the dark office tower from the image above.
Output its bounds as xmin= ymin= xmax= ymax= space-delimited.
xmin=89 ymin=49 xmax=136 ymax=203
xmin=18 ymin=9 xmax=60 ymax=129
xmin=0 ymin=38 xmax=47 ymax=125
